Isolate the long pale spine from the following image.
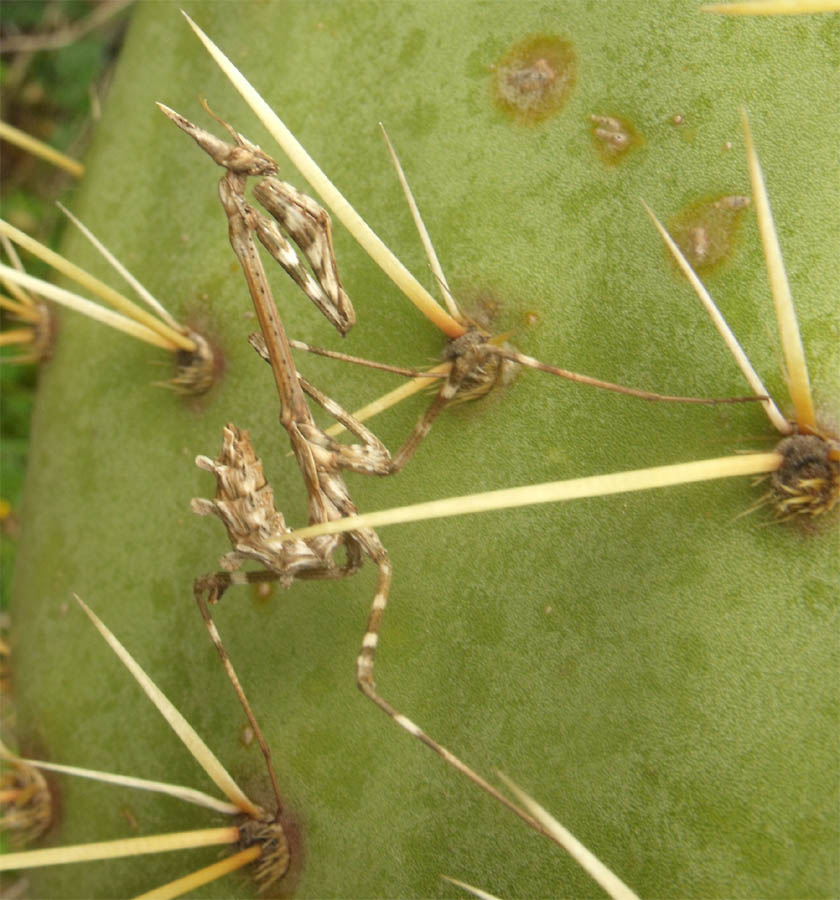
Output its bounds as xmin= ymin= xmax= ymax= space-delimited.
xmin=0 ymin=827 xmax=240 ymax=871
xmin=498 ymin=774 xmax=640 ymax=900
xmin=740 ymin=108 xmax=816 ymax=430
xmin=75 ymin=597 xmax=261 ymax=817
xmin=134 ymin=846 xmax=262 ymax=900
xmin=0 ymin=264 xmax=176 ymax=350
xmin=640 ymin=201 xmax=791 ymax=434
xmin=0 ymin=220 xmax=195 ymax=352
xmin=1 ymin=755 xmax=241 ymax=816
xmin=57 ymin=202 xmax=182 ymax=330
xmin=702 ymin=1 xmax=840 ymax=13
xmin=0 ymin=120 xmax=85 ymax=178
xmin=379 ymin=124 xmax=460 ymax=318
xmin=284 ymin=452 xmax=782 ymax=540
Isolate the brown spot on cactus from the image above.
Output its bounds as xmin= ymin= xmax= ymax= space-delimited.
xmin=492 ymin=35 xmax=576 ymax=124
xmin=668 ymin=194 xmax=752 ymax=273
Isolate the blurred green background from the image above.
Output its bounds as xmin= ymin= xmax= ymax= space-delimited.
xmin=1 ymin=0 xmax=132 ymax=607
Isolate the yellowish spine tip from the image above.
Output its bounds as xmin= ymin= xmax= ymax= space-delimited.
xmin=133 ymin=845 xmax=262 ymax=900
xmin=739 ymin=108 xmax=816 ymax=430
xmin=441 ymin=874 xmax=503 ymax=900
xmin=496 ymin=773 xmax=641 ymax=900
xmin=0 ymin=120 xmax=85 ymax=177
xmin=702 ymin=1 xmax=840 ymax=14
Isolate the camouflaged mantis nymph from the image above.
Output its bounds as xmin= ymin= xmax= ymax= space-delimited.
xmin=151 ymin=14 xmax=836 ymax=892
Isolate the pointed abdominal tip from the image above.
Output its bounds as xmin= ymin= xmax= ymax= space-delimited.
xmin=180 ymin=11 xmax=465 ymax=339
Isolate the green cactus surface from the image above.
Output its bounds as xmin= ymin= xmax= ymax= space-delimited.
xmin=9 ymin=2 xmax=839 ymax=897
